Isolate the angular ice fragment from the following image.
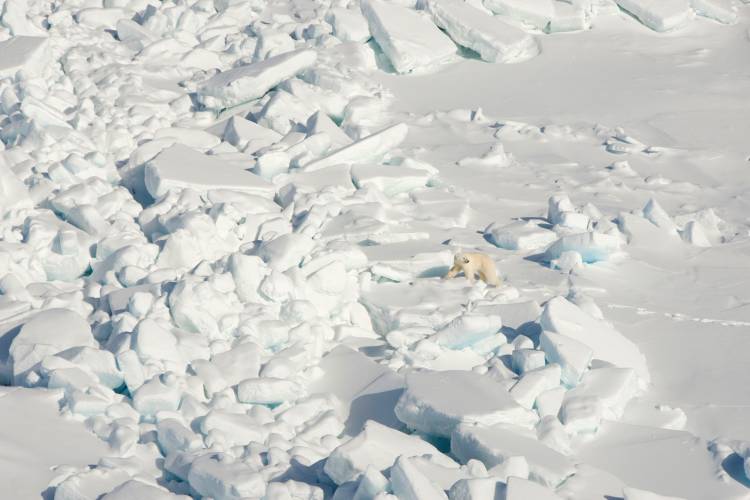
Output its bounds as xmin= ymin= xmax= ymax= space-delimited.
xmin=390 ymin=455 xmax=449 ymax=500
xmin=564 ymin=367 xmax=639 ymax=419
xmin=351 ymin=164 xmax=432 ymax=196
xmin=326 ymin=7 xmax=371 ymax=43
xmin=543 ymin=231 xmax=622 ymax=264
xmin=188 ymin=453 xmax=266 ymax=500
xmin=302 ymin=123 xmax=409 ymax=172
xmin=100 ymin=479 xmax=191 ymax=500
xmin=395 ymin=370 xmax=538 ymax=437
xmin=451 ymin=423 xmax=576 ymax=488
xmin=434 ymin=313 xmax=502 ymax=350
xmin=237 ymin=378 xmax=302 ymax=404
xmin=10 ymin=309 xmax=96 ymax=385
xmin=145 ymin=144 xmax=274 ymax=199
xmin=424 ymin=0 xmax=538 ymax=63
xmin=540 ymin=297 xmax=648 ymax=383
xmin=614 ymin=0 xmax=693 ymax=31
xmin=690 ymin=0 xmax=737 ymax=24
xmin=324 ymin=420 xmax=457 ymax=484
xmin=0 ymin=36 xmax=48 ymax=79
xmin=622 ymin=487 xmax=687 ymax=500
xmin=485 ymin=220 xmax=558 ymax=251
xmin=510 ymin=364 xmax=561 ymax=409
xmin=197 ymin=49 xmax=317 ymax=110
xmin=539 ymin=330 xmax=592 ymax=387
xmin=483 ymin=0 xmax=555 ymax=30
xmin=222 ymin=115 xmax=282 ymax=154
xmin=505 ymin=476 xmax=562 ymax=500
xmin=360 ymin=0 xmax=456 ymax=74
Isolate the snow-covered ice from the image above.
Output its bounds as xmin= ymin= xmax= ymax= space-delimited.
xmin=360 ymin=0 xmax=456 ymax=74
xmin=424 ymin=0 xmax=539 ymax=64
xmin=395 ymin=369 xmax=538 ymax=437
xmin=451 ymin=423 xmax=576 ymax=488
xmin=1 ymin=0 xmax=749 ymax=498
xmin=197 ymin=49 xmax=318 ymax=111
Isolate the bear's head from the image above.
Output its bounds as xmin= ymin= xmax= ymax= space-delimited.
xmin=455 ymin=252 xmax=470 ymax=265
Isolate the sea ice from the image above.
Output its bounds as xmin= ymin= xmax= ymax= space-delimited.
xmin=540 ymin=297 xmax=649 ymax=383
xmin=424 ymin=0 xmax=539 ymax=63
xmin=390 ymin=455 xmax=450 ymax=500
xmin=221 ymin=116 xmax=282 ymax=154
xmin=10 ymin=308 xmax=96 ymax=385
xmin=360 ymin=0 xmax=456 ymax=74
xmin=302 ymin=123 xmax=409 ymax=172
xmin=433 ymin=313 xmax=502 ymax=350
xmin=144 ymin=144 xmax=275 ymax=200
xmin=543 ymin=231 xmax=622 ymax=264
xmin=0 ymin=36 xmax=48 ymax=79
xmin=451 ymin=423 xmax=576 ymax=488
xmin=509 ymin=364 xmax=562 ymax=409
xmin=326 ymin=7 xmax=371 ymax=43
xmin=690 ymin=0 xmax=737 ymax=24
xmin=614 ymin=0 xmax=694 ymax=31
xmin=505 ymin=476 xmax=562 ymax=500
xmin=323 ymin=420 xmax=457 ymax=484
xmin=188 ymin=453 xmax=266 ymax=500
xmin=483 ymin=0 xmax=555 ymax=30
xmin=538 ymin=330 xmax=593 ymax=386
xmin=485 ymin=220 xmax=558 ymax=251
xmin=564 ymin=367 xmax=639 ymax=419
xmin=394 ymin=370 xmax=538 ymax=437
xmin=351 ymin=164 xmax=432 ymax=197
xmin=197 ymin=49 xmax=317 ymax=110
xmin=622 ymin=487 xmax=687 ymax=500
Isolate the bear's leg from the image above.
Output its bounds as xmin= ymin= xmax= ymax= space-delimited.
xmin=465 ymin=267 xmax=476 ymax=284
xmin=444 ymin=265 xmax=460 ymax=280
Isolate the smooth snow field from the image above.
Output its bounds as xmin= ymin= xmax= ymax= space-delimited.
xmin=0 ymin=0 xmax=749 ymax=499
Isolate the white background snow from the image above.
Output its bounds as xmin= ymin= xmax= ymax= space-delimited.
xmin=0 ymin=0 xmax=749 ymax=499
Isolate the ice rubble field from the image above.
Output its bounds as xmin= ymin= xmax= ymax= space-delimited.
xmin=1 ymin=0 xmax=750 ymax=498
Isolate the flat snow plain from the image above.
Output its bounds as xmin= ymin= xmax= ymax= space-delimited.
xmin=0 ymin=0 xmax=749 ymax=499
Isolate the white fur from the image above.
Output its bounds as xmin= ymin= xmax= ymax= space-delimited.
xmin=444 ymin=251 xmax=501 ymax=286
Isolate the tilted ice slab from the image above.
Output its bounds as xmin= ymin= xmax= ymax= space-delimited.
xmin=324 ymin=420 xmax=457 ymax=484
xmin=308 ymin=345 xmax=405 ymax=434
xmin=433 ymin=313 xmax=503 ymax=350
xmin=451 ymin=423 xmax=576 ymax=488
xmin=485 ymin=220 xmax=558 ymax=251
xmin=0 ymin=36 xmax=49 ymax=79
xmin=424 ymin=0 xmax=539 ymax=63
xmin=543 ymin=231 xmax=622 ymax=263
xmin=614 ymin=0 xmax=694 ymax=32
xmin=540 ymin=297 xmax=649 ymax=384
xmin=360 ymin=0 xmax=456 ymax=74
xmin=483 ymin=0 xmax=555 ymax=30
xmin=351 ymin=164 xmax=432 ymax=197
xmin=506 ymin=476 xmax=563 ymax=500
xmin=690 ymin=0 xmax=737 ymax=24
xmin=196 ymin=49 xmax=317 ymax=110
xmin=395 ymin=370 xmax=538 ymax=437
xmin=9 ymin=309 xmax=96 ymax=386
xmin=302 ymin=123 xmax=409 ymax=172
xmin=144 ymin=144 xmax=275 ymax=199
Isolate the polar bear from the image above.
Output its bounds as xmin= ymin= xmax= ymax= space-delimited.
xmin=444 ymin=251 xmax=501 ymax=286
